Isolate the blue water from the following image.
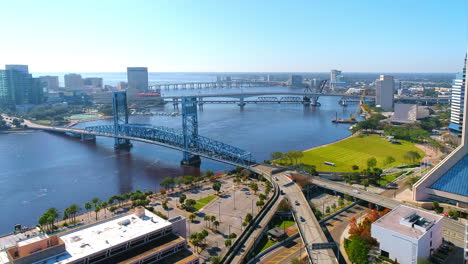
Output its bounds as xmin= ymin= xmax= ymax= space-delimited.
xmin=0 ymin=74 xmax=355 ymax=234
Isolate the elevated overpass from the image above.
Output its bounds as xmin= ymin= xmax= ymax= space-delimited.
xmin=310 ymin=176 xmax=466 ymax=247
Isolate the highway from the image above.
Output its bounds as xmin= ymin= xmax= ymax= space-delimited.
xmin=274 ymin=170 xmax=337 ymax=264
xmin=310 ymin=176 xmax=466 ymax=247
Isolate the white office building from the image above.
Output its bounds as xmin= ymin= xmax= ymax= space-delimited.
xmin=0 ymin=207 xmax=197 ymax=264
xmin=372 ymin=205 xmax=443 ymax=264
xmin=375 ymin=75 xmax=395 ymax=111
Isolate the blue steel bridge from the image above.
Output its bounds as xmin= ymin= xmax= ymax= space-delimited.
xmin=30 ymin=92 xmax=254 ymax=167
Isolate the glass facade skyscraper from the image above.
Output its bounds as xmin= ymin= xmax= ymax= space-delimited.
xmin=0 ymin=66 xmax=44 ymax=108
xmin=448 ymin=54 xmax=466 ymax=135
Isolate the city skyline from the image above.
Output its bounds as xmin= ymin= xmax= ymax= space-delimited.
xmin=0 ymin=0 xmax=467 ymax=73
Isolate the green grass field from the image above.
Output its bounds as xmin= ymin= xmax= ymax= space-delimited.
xmin=194 ymin=195 xmax=216 ymax=210
xmin=302 ymin=134 xmax=424 ymax=172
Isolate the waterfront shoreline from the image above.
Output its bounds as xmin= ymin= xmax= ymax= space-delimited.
xmin=303 ymin=132 xmax=356 ymax=152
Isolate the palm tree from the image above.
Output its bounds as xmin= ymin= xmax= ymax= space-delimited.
xmin=189 ymin=213 xmax=196 ymax=223
xmin=224 ymin=239 xmax=232 ymax=247
xmin=94 ymin=205 xmax=101 ymax=221
xmin=67 ymin=204 xmax=81 ymax=223
xmin=204 ymin=215 xmax=210 ymax=228
xmin=101 ymin=202 xmax=108 ymax=218
xmin=213 ymin=220 xmax=220 ymax=231
xmin=92 ymin=198 xmax=100 ymax=206
xmin=85 ymin=202 xmax=92 ymax=221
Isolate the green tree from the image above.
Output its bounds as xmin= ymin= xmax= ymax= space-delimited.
xmin=94 ymin=205 xmax=101 ymax=221
xmin=270 ymin=151 xmax=284 ymax=162
xmin=352 ymin=165 xmax=359 ymax=171
xmin=212 ymin=182 xmax=222 ymax=194
xmin=290 ymin=257 xmax=302 ymax=264
xmin=205 ymin=170 xmax=214 ymax=177
xmin=204 ymin=215 xmax=211 ymax=227
xmin=92 ymin=198 xmax=99 ymax=206
xmin=383 ymin=156 xmax=396 ymax=165
xmin=245 ymin=213 xmax=253 ymax=223
xmin=160 ymin=177 xmax=175 ymax=190
xmin=367 ymin=157 xmax=377 ymax=168
xmin=347 ymin=236 xmax=369 ymax=264
xmin=213 ymin=220 xmax=220 ymax=231
xmin=338 ymin=197 xmax=344 ymax=207
xmin=229 ymin=232 xmax=237 ymax=239
xmin=256 ymin=200 xmax=265 ymax=208
xmin=325 ymin=206 xmax=330 ymax=214
xmin=189 ymin=213 xmax=196 ymax=222
xmin=179 ymin=194 xmax=187 ymax=204
xmin=224 ymin=239 xmax=232 ymax=247
xmin=210 ymin=256 xmax=222 ymax=264
xmin=85 ymin=202 xmax=92 ymax=220
xmin=250 ymin=182 xmax=259 ymax=194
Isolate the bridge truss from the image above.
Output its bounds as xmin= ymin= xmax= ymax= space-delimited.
xmin=84 ymin=123 xmax=254 ymax=166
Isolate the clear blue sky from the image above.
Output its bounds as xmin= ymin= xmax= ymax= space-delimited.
xmin=1 ymin=0 xmax=467 ymax=73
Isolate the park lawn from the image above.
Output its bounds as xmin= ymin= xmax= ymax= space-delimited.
xmin=302 ymin=134 xmax=424 ymax=172
xmin=273 ymin=220 xmax=295 ymax=229
xmin=379 ymin=171 xmax=406 ymax=186
xmin=194 ymin=195 xmax=216 ymax=210
xmin=36 ymin=120 xmax=52 ymax=125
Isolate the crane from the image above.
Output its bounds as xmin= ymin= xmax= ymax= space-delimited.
xmin=332 ymin=88 xmax=366 ymax=123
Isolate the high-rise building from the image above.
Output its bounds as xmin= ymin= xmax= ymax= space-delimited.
xmin=288 ymin=75 xmax=303 ymax=87
xmin=448 ymin=54 xmax=466 ymax=136
xmin=38 ymin=76 xmax=59 ymax=91
xmin=5 ymin=65 xmax=29 ymax=74
xmin=117 ymin=81 xmax=128 ymax=91
xmin=375 ymin=75 xmax=395 ymax=111
xmin=0 ymin=65 xmax=44 ymax=108
xmin=413 ymin=51 xmax=468 ymax=208
xmin=64 ymin=73 xmax=83 ymax=90
xmin=127 ymin=67 xmax=148 ymax=95
xmin=330 ymin=69 xmax=342 ymax=82
xmin=83 ymin=77 xmax=103 ymax=88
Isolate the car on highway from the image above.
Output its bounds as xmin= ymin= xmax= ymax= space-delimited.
xmin=300 ymin=216 xmax=305 ymax=222
xmin=295 ymin=200 xmax=300 ymax=206
xmin=245 ymin=191 xmax=251 ymax=195
xmin=353 ymin=189 xmax=360 ymax=194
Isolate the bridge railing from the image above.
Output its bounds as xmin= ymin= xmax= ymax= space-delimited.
xmin=84 ymin=124 xmax=254 ymax=166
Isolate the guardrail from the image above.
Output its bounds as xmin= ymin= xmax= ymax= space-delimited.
xmin=221 ymin=166 xmax=281 ymax=264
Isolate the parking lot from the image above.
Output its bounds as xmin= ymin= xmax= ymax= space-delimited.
xmin=151 ymin=176 xmax=267 ymax=261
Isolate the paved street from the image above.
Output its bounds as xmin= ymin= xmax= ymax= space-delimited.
xmin=276 ymin=171 xmax=337 ymax=264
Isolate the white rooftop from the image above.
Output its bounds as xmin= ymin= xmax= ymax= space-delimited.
xmin=28 ymin=209 xmax=171 ymax=264
xmin=372 ymin=205 xmax=443 ymax=239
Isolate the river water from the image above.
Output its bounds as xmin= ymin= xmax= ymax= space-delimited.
xmin=0 ymin=73 xmax=355 ymax=234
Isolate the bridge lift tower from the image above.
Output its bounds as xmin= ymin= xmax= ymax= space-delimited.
xmin=181 ymin=97 xmax=201 ymax=166
xmin=112 ymin=92 xmax=132 ymax=149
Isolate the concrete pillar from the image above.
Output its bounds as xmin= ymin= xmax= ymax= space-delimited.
xmin=238 ymin=96 xmax=246 ymax=107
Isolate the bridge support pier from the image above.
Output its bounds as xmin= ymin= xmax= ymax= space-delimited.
xmin=310 ymin=96 xmax=321 ymax=106
xmin=80 ymin=134 xmax=96 ymax=142
xmin=173 ymin=98 xmax=179 ymax=109
xmin=114 ymin=140 xmax=133 ymax=150
xmin=238 ymin=97 xmax=246 ymax=107
xmin=198 ymin=97 xmax=204 ymax=111
xmin=181 ymin=154 xmax=201 ymax=167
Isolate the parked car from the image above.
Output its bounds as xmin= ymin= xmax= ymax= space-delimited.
xmin=300 ymin=216 xmax=305 ymax=222
xmin=295 ymin=200 xmax=300 ymax=206
xmin=280 ymin=190 xmax=285 ymax=195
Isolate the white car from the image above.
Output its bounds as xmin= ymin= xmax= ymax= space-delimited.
xmin=353 ymin=189 xmax=360 ymax=194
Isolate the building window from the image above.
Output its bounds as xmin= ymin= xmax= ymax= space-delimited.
xmin=430 ymin=240 xmax=432 ymax=247
xmin=430 ymin=231 xmax=432 ymax=238
xmin=381 ymin=250 xmax=389 ymax=258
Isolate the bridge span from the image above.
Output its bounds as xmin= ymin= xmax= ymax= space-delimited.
xmin=27 ymin=92 xmax=254 ymax=167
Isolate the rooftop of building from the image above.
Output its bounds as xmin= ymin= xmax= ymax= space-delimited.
xmin=372 ymin=205 xmax=443 ymax=239
xmin=0 ymin=208 xmax=173 ymax=264
xmin=58 ymin=209 xmax=171 ymax=261
xmin=430 ymin=154 xmax=468 ymax=197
